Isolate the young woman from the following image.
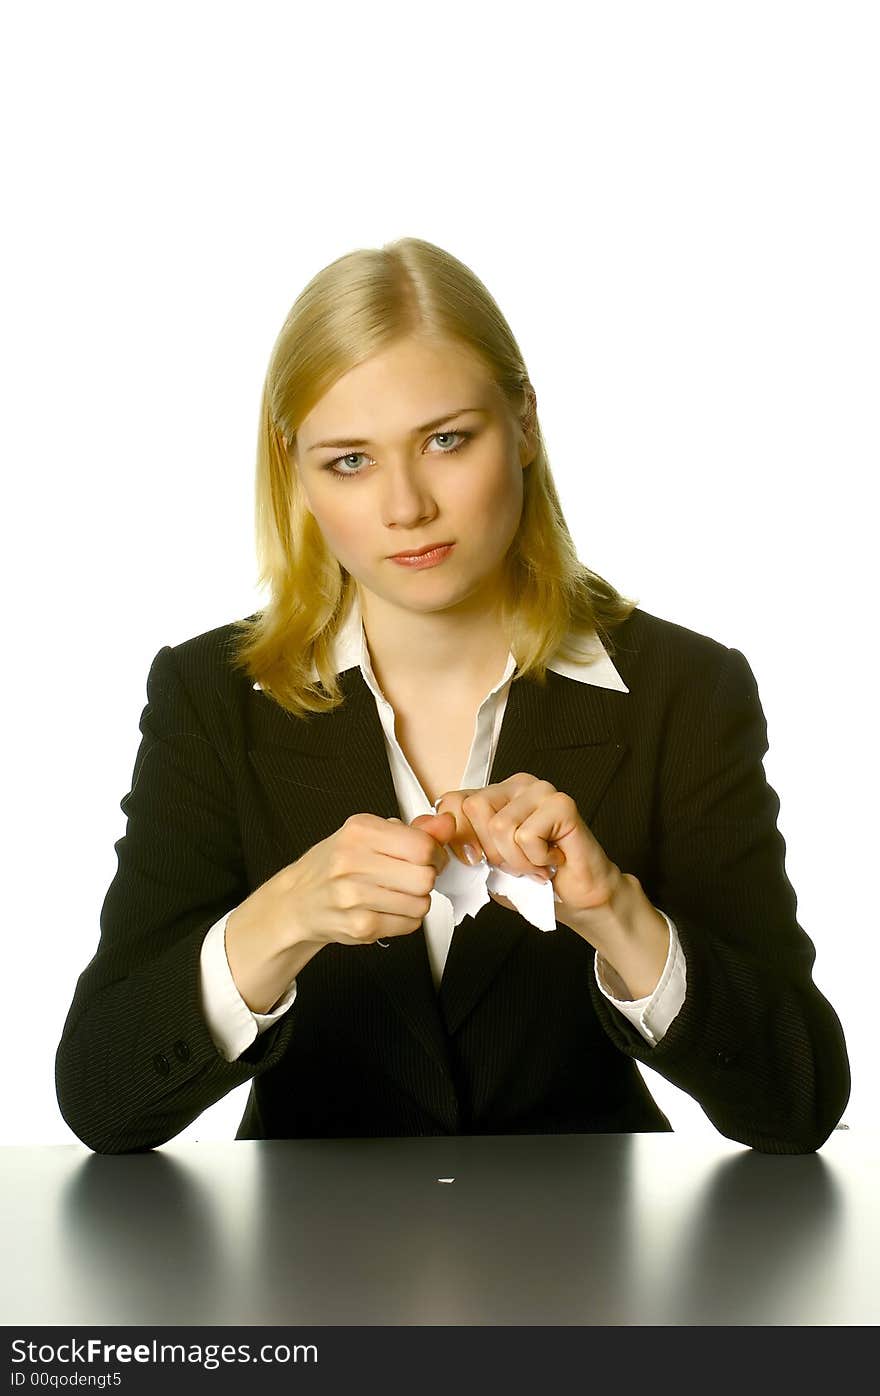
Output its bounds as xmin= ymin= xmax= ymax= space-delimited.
xmin=56 ymin=237 xmax=850 ymax=1155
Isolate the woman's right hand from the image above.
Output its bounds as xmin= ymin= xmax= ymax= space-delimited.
xmin=224 ymin=812 xmax=455 ymax=1013
xmin=282 ymin=811 xmax=453 ymax=948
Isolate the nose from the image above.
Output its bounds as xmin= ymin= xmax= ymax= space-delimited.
xmin=380 ymin=459 xmax=439 ymax=530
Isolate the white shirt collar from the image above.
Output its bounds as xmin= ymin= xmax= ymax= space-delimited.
xmin=302 ymin=591 xmax=629 ymax=695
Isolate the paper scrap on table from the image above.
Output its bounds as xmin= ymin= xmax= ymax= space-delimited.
xmin=432 ymin=850 xmax=557 ymax=932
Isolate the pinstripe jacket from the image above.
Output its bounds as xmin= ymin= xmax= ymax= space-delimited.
xmin=55 ymin=606 xmax=850 ymax=1154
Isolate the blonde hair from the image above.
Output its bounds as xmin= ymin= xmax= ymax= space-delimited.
xmin=227 ymin=237 xmax=637 ymax=718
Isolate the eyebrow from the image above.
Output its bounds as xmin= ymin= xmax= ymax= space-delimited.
xmin=306 ymin=406 xmax=488 ymax=452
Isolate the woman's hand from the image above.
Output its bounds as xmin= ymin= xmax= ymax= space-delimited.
xmin=280 ymin=813 xmax=452 ymax=949
xmin=225 ymin=814 xmax=452 ymax=1011
xmin=412 ymin=776 xmax=671 ymax=993
xmin=411 ymin=773 xmax=624 ymax=927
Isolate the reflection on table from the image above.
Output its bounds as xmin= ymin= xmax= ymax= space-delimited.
xmin=2 ymin=1128 xmax=875 ymax=1326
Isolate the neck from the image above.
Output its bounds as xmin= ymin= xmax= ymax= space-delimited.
xmin=357 ymin=584 xmax=513 ymax=703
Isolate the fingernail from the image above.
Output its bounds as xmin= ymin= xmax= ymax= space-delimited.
xmin=462 ymin=844 xmax=480 ymax=866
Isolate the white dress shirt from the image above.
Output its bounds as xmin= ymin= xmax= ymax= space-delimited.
xmin=199 ymin=595 xmax=687 ymax=1063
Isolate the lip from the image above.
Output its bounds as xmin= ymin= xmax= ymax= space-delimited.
xmin=389 ymin=542 xmax=456 ymax=571
xmin=389 ymin=541 xmax=454 ymax=559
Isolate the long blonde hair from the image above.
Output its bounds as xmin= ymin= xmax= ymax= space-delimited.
xmin=227 ymin=237 xmax=637 ymax=718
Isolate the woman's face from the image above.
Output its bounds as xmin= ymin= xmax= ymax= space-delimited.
xmin=291 ymin=335 xmax=531 ymax=618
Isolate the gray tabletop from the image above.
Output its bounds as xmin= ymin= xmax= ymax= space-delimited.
xmin=1 ymin=1129 xmax=876 ymax=1326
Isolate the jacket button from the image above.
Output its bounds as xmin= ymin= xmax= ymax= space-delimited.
xmin=173 ymin=1039 xmax=191 ymax=1062
xmin=153 ymin=1053 xmax=171 ymax=1076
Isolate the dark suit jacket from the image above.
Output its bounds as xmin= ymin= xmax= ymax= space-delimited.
xmin=55 ymin=606 xmax=850 ymax=1154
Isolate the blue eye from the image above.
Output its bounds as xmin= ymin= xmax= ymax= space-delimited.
xmin=323 ymin=430 xmax=473 ymax=482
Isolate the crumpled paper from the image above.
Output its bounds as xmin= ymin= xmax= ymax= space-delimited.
xmin=432 ymin=850 xmax=558 ymax=932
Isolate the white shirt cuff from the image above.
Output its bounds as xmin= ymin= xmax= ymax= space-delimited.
xmin=593 ymin=911 xmax=687 ymax=1046
xmin=199 ymin=911 xmax=298 ymax=1063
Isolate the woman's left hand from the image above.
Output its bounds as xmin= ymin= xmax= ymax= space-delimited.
xmin=413 ymin=772 xmax=625 ymax=928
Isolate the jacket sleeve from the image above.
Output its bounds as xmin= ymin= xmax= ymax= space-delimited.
xmin=588 ymin=644 xmax=851 ymax=1154
xmin=55 ymin=643 xmax=299 ymax=1153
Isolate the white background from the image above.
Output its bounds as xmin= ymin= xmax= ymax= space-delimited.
xmin=2 ymin=1 xmax=876 ymax=1146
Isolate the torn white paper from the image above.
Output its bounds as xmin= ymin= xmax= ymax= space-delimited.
xmin=432 ymin=851 xmax=557 ymax=932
